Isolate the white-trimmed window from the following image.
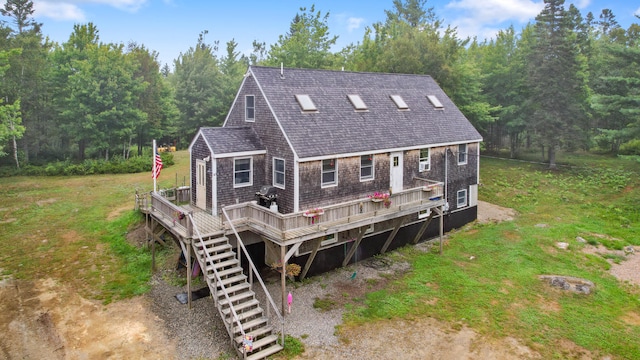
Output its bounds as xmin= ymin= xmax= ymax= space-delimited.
xmin=360 ymin=155 xmax=374 ymax=181
xmin=458 ymin=144 xmax=467 ymax=165
xmin=457 ymin=189 xmax=468 ymax=208
xmin=322 ymin=159 xmax=337 ymax=187
xmin=273 ymin=158 xmax=285 ymax=188
xmin=234 ymin=157 xmax=252 ymax=187
xmin=320 ymin=233 xmax=337 ymax=247
xmin=419 ymin=148 xmax=430 ymax=172
xmin=418 ymin=208 xmax=432 ymax=219
xmin=245 ymin=95 xmax=255 ymax=122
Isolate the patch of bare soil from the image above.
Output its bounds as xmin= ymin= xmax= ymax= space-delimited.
xmin=107 ymin=205 xmax=133 ymax=221
xmin=582 ymin=244 xmax=640 ymax=287
xmin=477 ymin=200 xmax=517 ymax=224
xmin=0 ymin=278 xmax=175 ymax=360
xmin=302 ymin=319 xmax=540 ymax=360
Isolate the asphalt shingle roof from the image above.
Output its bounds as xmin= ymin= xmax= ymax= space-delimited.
xmin=200 ymin=126 xmax=265 ymax=155
xmin=249 ymin=66 xmax=482 ymax=159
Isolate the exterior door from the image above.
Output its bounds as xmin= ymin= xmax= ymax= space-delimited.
xmin=196 ymin=159 xmax=207 ymax=210
xmin=389 ymin=151 xmax=403 ymax=193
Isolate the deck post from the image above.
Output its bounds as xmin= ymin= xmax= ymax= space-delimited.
xmin=380 ymin=218 xmax=404 ymax=254
xmin=412 ymin=211 xmax=434 ymax=245
xmin=342 ymin=227 xmax=366 ymax=267
xmin=439 ymin=206 xmax=444 ymax=255
xmin=300 ymin=239 xmax=322 ymax=280
xmin=187 ymin=240 xmax=192 ymax=309
xmin=281 ymin=244 xmax=286 ymax=315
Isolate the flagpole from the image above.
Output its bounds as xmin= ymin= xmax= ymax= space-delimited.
xmin=153 ymin=139 xmax=157 ymax=193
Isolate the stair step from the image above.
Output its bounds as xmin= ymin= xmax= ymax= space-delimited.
xmin=196 ymin=243 xmax=232 ymax=255
xmin=204 ymin=251 xmax=235 ymax=263
xmin=199 ymin=236 xmax=229 ymax=247
xmin=233 ymin=317 xmax=267 ymax=335
xmin=226 ymin=307 xmax=263 ymax=324
xmin=245 ymin=343 xmax=284 ymax=360
xmin=211 ymin=266 xmax=243 ymax=279
xmin=241 ymin=334 xmax=279 ymax=353
xmin=219 ymin=291 xmax=255 ymax=307
xmin=217 ymin=274 xmax=248 ymax=288
xmin=234 ymin=325 xmax=273 ymax=344
xmin=223 ymin=299 xmax=260 ymax=316
xmin=218 ymin=283 xmax=251 ymax=297
xmin=206 ymin=259 xmax=238 ymax=272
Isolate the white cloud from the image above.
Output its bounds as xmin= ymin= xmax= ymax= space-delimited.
xmin=347 ymin=17 xmax=364 ymax=32
xmin=635 ymin=7 xmax=640 ymax=17
xmin=33 ymin=0 xmax=147 ymax=20
xmin=34 ymin=1 xmax=86 ymax=21
xmin=571 ymin=0 xmax=591 ymax=10
xmin=446 ymin=0 xmax=544 ymax=24
xmin=444 ymin=0 xmax=544 ymax=40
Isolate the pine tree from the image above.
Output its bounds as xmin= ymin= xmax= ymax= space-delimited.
xmin=527 ymin=0 xmax=590 ymax=168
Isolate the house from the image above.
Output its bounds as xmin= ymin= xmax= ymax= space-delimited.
xmin=189 ymin=66 xmax=482 ymax=276
xmin=139 ymin=66 xmax=483 ymax=359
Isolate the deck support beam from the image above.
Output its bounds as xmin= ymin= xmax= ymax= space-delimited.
xmin=281 ymin=244 xmax=286 ymax=316
xmin=342 ymin=226 xmax=367 ymax=267
xmin=438 ymin=206 xmax=444 ymax=255
xmin=186 ymin=241 xmax=192 ymax=309
xmin=300 ymin=239 xmax=322 ymax=280
xmin=412 ymin=210 xmax=436 ymax=245
xmin=380 ymin=218 xmax=405 ymax=254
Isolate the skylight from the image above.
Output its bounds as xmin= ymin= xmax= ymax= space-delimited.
xmin=390 ymin=95 xmax=408 ymax=110
xmin=295 ymin=94 xmax=317 ymax=112
xmin=427 ymin=95 xmax=444 ymax=109
xmin=347 ymin=94 xmax=368 ymax=110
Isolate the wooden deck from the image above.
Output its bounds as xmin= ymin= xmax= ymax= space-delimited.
xmin=139 ymin=180 xmax=445 ymax=246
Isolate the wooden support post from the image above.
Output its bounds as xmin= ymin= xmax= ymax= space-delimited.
xmin=300 ymin=239 xmax=322 ymax=280
xmin=187 ymin=241 xmax=192 ymax=309
xmin=380 ymin=218 xmax=404 ymax=254
xmin=411 ymin=212 xmax=434 ymax=245
xmin=281 ymin=244 xmax=286 ymax=316
xmin=439 ymin=206 xmax=444 ymax=255
xmin=342 ymin=227 xmax=366 ymax=267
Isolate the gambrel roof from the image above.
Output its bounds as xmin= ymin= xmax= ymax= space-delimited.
xmin=246 ymin=66 xmax=482 ymax=159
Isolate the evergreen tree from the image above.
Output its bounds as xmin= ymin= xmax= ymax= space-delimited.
xmin=527 ymin=0 xmax=590 ymax=168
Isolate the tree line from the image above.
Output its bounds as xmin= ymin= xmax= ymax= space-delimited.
xmin=1 ymin=0 xmax=638 ymax=169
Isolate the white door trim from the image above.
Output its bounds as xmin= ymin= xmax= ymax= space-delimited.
xmin=390 ymin=151 xmax=403 ymax=193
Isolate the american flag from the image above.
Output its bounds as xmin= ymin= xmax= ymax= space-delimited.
xmin=152 ymin=152 xmax=163 ymax=179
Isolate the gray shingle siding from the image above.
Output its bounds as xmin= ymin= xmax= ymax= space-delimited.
xmin=225 ymin=74 xmax=297 ymax=213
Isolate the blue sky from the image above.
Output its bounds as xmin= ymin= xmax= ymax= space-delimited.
xmin=6 ymin=0 xmax=639 ymax=67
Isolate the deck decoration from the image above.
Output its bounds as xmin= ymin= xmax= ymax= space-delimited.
xmin=369 ymin=192 xmax=391 ymax=208
xmin=303 ymin=207 xmax=324 ymax=223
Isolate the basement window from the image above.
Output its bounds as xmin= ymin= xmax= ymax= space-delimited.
xmin=348 ymin=94 xmax=368 ymax=111
xmin=427 ymin=95 xmax=444 ymax=109
xmin=390 ymin=95 xmax=409 ymax=110
xmin=295 ymin=94 xmax=317 ymax=112
xmin=457 ymin=189 xmax=468 ymax=208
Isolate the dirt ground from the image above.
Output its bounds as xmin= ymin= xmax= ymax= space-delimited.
xmin=0 ymin=201 xmax=636 ymax=360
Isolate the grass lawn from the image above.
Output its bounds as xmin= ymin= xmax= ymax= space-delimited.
xmin=343 ymin=153 xmax=640 ymax=359
xmin=0 ymin=150 xmax=190 ymax=303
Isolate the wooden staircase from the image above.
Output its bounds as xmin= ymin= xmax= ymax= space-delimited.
xmin=193 ymin=234 xmax=283 ymax=360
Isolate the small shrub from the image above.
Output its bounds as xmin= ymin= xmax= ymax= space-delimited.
xmin=313 ymin=296 xmax=336 ymax=311
xmin=279 ymin=334 xmax=305 ymax=358
xmin=619 ymin=139 xmax=640 ymax=155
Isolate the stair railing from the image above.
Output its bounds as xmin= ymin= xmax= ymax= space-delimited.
xmin=223 ymin=207 xmax=286 ymax=347
xmin=187 ymin=213 xmax=247 ymax=345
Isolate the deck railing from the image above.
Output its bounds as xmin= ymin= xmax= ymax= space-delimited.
xmin=224 ymin=183 xmax=444 ymax=236
xmin=150 ymin=192 xmax=193 ymax=237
